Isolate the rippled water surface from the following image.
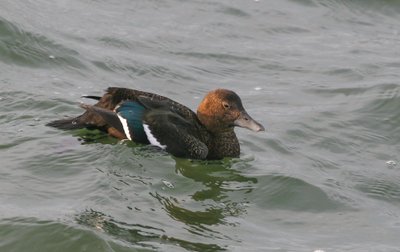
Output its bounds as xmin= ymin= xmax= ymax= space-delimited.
xmin=1 ymin=0 xmax=400 ymax=251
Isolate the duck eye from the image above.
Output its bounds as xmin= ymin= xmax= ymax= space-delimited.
xmin=222 ymin=102 xmax=230 ymax=109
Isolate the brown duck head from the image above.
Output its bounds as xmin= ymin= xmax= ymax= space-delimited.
xmin=196 ymin=89 xmax=265 ymax=133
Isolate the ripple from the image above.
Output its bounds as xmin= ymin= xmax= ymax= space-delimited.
xmin=152 ymin=192 xmax=226 ymax=226
xmin=306 ymin=155 xmax=340 ymax=170
xmin=349 ymin=85 xmax=400 ymax=142
xmin=250 ymin=175 xmax=343 ymax=211
xmin=323 ymin=68 xmax=365 ymax=81
xmin=289 ymin=0 xmax=319 ymax=7
xmin=356 ymin=178 xmax=400 ymax=203
xmin=217 ymin=6 xmax=251 ymax=18
xmin=0 ymin=217 xmax=137 ymax=252
xmin=263 ymin=138 xmax=295 ymax=155
xmin=92 ymin=58 xmax=194 ymax=81
xmin=293 ymin=83 xmax=400 ymax=158
xmin=319 ymin=0 xmax=400 ymax=18
xmin=173 ymin=51 xmax=260 ymax=63
xmin=0 ymin=18 xmax=86 ymax=69
xmin=97 ymin=36 xmax=135 ymax=50
xmin=77 ymin=209 xmax=226 ymax=251
xmin=307 ymin=83 xmax=399 ymax=98
xmin=265 ymin=26 xmax=311 ymax=35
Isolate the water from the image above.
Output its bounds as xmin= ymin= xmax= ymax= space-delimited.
xmin=1 ymin=0 xmax=400 ymax=251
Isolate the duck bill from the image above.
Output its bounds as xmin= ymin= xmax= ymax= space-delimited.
xmin=234 ymin=110 xmax=265 ymax=132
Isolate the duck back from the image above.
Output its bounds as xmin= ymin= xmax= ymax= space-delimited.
xmin=47 ymin=87 xmax=198 ymax=130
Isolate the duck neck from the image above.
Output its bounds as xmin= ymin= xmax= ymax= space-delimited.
xmin=207 ymin=130 xmax=240 ymax=159
xmin=197 ymin=103 xmax=240 ymax=159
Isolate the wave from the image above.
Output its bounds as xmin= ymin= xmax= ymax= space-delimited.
xmin=0 ymin=17 xmax=86 ymax=70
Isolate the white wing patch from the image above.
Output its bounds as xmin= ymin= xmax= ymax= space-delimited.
xmin=117 ymin=114 xmax=132 ymax=140
xmin=143 ymin=124 xmax=167 ymax=149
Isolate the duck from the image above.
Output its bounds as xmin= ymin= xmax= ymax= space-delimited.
xmin=47 ymin=87 xmax=265 ymax=160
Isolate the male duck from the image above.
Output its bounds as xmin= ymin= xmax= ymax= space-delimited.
xmin=47 ymin=87 xmax=265 ymax=160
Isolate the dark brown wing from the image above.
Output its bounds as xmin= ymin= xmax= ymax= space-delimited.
xmin=47 ymin=87 xmax=199 ymax=131
xmin=141 ymin=106 xmax=209 ymax=159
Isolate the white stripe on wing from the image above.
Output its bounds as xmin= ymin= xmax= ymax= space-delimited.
xmin=143 ymin=124 xmax=166 ymax=149
xmin=117 ymin=114 xmax=132 ymax=140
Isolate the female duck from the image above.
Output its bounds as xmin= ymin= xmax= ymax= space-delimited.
xmin=48 ymin=87 xmax=264 ymax=160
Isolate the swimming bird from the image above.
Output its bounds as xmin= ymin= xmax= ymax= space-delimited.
xmin=47 ymin=87 xmax=264 ymax=160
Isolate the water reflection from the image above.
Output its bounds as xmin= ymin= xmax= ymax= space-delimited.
xmin=167 ymin=158 xmax=257 ymax=223
xmin=145 ymin=158 xmax=258 ymax=248
xmin=75 ymin=154 xmax=257 ymax=251
xmin=77 ymin=209 xmax=226 ymax=251
xmin=151 ymin=191 xmax=226 ymax=226
xmin=174 ymin=158 xmax=257 ymax=201
xmin=73 ymin=129 xmax=119 ymax=145
xmin=77 ymin=210 xmax=163 ymax=250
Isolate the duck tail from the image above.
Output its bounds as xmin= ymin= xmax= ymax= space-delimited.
xmin=81 ymin=95 xmax=102 ymax=101
xmin=46 ymin=116 xmax=87 ymax=130
xmin=47 ymin=92 xmax=114 ymax=130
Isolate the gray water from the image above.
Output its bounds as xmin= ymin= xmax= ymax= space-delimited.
xmin=1 ymin=0 xmax=400 ymax=251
